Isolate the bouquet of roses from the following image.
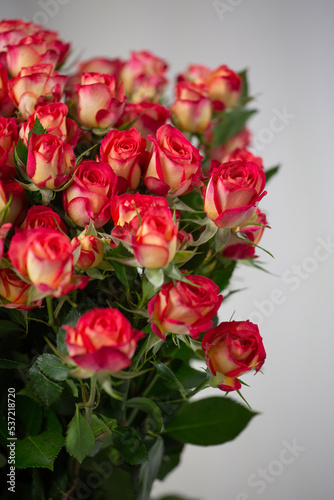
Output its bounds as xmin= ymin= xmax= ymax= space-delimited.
xmin=0 ymin=19 xmax=278 ymax=500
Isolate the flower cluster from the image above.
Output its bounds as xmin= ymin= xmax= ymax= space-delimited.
xmin=0 ymin=18 xmax=277 ymax=497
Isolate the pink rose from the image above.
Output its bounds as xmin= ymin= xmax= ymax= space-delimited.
xmin=224 ymin=148 xmax=264 ymax=170
xmin=26 ymin=132 xmax=76 ymax=189
xmin=206 ymin=65 xmax=242 ymax=108
xmin=0 ymin=116 xmax=18 ymax=168
xmin=144 ymin=124 xmax=203 ymax=197
xmin=72 ymin=72 xmax=126 ymax=129
xmin=171 ymin=82 xmax=212 ymax=133
xmin=0 ymin=65 xmax=15 ymax=116
xmin=64 ymin=308 xmax=144 ymax=374
xmin=74 ymin=233 xmax=104 ymax=270
xmin=0 ymin=178 xmax=28 ymax=226
xmin=120 ymin=50 xmax=168 ymax=97
xmin=115 ymin=102 xmax=170 ymax=138
xmin=20 ymin=205 xmax=67 ymax=234
xmin=100 ymin=128 xmax=147 ymax=192
xmin=8 ymin=228 xmax=88 ymax=297
xmin=20 ymin=102 xmax=79 ymax=147
xmin=0 ymin=268 xmax=31 ymax=307
xmin=177 ymin=64 xmax=211 ymax=85
xmin=204 ymin=160 xmax=266 ymax=229
xmin=202 ymin=320 xmax=266 ymax=391
xmin=222 ymin=210 xmax=268 ymax=260
xmin=8 ymin=63 xmax=67 ymax=119
xmin=111 ymin=192 xmax=168 ymax=227
xmin=63 ymin=160 xmax=117 ymax=228
xmin=148 ymin=275 xmax=223 ymax=340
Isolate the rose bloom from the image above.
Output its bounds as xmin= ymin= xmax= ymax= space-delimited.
xmin=0 ymin=178 xmax=28 ymax=226
xmin=222 ymin=210 xmax=268 ymax=260
xmin=64 ymin=308 xmax=144 ymax=374
xmin=111 ymin=192 xmax=168 ymax=228
xmin=0 ymin=268 xmax=31 ymax=307
xmin=74 ymin=233 xmax=104 ymax=270
xmin=8 ymin=63 xmax=67 ymax=119
xmin=20 ymin=205 xmax=67 ymax=233
xmin=224 ymin=147 xmax=264 ymax=170
xmin=63 ymin=160 xmax=117 ymax=228
xmin=206 ymin=64 xmax=242 ymax=108
xmin=177 ymin=64 xmax=211 ymax=85
xmin=72 ymin=72 xmax=126 ymax=129
xmin=0 ymin=19 xmax=40 ymax=53
xmin=149 ymin=275 xmax=223 ymax=340
xmin=145 ymin=124 xmax=203 ymax=197
xmin=100 ymin=128 xmax=147 ymax=192
xmin=202 ymin=320 xmax=266 ymax=392
xmin=204 ymin=160 xmax=266 ymax=229
xmin=0 ymin=116 xmax=18 ymax=168
xmin=206 ymin=127 xmax=251 ymax=165
xmin=120 ymin=50 xmax=168 ymax=96
xmin=115 ymin=101 xmax=170 ymax=139
xmin=8 ymin=227 xmax=88 ymax=297
xmin=0 ymin=65 xmax=15 ymax=117
xmin=26 ymin=132 xmax=76 ymax=189
xmin=112 ymin=205 xmax=178 ymax=269
xmin=0 ymin=222 xmax=11 ymax=259
xmin=20 ymin=102 xmax=79 ymax=147
xmin=171 ymin=81 xmax=212 ymax=133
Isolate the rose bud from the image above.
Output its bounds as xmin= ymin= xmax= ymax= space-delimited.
xmin=20 ymin=205 xmax=67 ymax=233
xmin=177 ymin=64 xmax=211 ymax=85
xmin=132 ymin=206 xmax=178 ymax=268
xmin=111 ymin=192 xmax=168 ymax=228
xmin=8 ymin=228 xmax=88 ymax=297
xmin=206 ymin=64 xmax=242 ymax=108
xmin=0 ymin=65 xmax=15 ymax=117
xmin=144 ymin=124 xmax=203 ymax=197
xmin=224 ymin=147 xmax=264 ymax=170
xmin=100 ymin=128 xmax=146 ymax=192
xmin=72 ymin=72 xmax=126 ymax=130
xmin=0 ymin=179 xmax=28 ymax=226
xmin=0 ymin=268 xmax=31 ymax=306
xmin=63 ymin=160 xmax=117 ymax=228
xmin=149 ymin=275 xmax=223 ymax=340
xmin=202 ymin=320 xmax=266 ymax=392
xmin=20 ymin=102 xmax=79 ymax=147
xmin=0 ymin=116 xmax=18 ymax=168
xmin=26 ymin=132 xmax=76 ymax=189
xmin=222 ymin=210 xmax=268 ymax=260
xmin=204 ymin=160 xmax=266 ymax=229
xmin=120 ymin=50 xmax=168 ymax=96
xmin=171 ymin=81 xmax=212 ymax=133
xmin=64 ymin=307 xmax=144 ymax=374
xmin=8 ymin=63 xmax=67 ymax=119
xmin=115 ymin=101 xmax=170 ymax=138
xmin=74 ymin=233 xmax=104 ymax=270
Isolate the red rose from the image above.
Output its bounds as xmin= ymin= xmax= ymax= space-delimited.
xmin=20 ymin=205 xmax=67 ymax=233
xmin=202 ymin=320 xmax=266 ymax=391
xmin=148 ymin=275 xmax=223 ymax=340
xmin=0 ymin=116 xmax=18 ymax=169
xmin=206 ymin=64 xmax=242 ymax=108
xmin=111 ymin=192 xmax=168 ymax=228
xmin=171 ymin=82 xmax=212 ymax=133
xmin=64 ymin=308 xmax=144 ymax=374
xmin=204 ymin=160 xmax=266 ymax=229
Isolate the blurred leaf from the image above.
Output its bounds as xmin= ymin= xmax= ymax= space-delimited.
xmin=0 ymin=320 xmax=24 ymax=336
xmin=66 ymin=405 xmax=95 ymax=463
xmin=36 ymin=353 xmax=69 ymax=381
xmin=135 ymin=436 xmax=164 ymax=500
xmin=113 ymin=426 xmax=148 ymax=465
xmin=265 ymin=164 xmax=280 ymax=183
xmin=126 ymin=397 xmax=163 ymax=434
xmin=29 ymin=364 xmax=63 ymax=407
xmin=213 ymin=108 xmax=257 ymax=147
xmin=152 ymin=362 xmax=188 ymax=398
xmin=239 ymin=68 xmax=249 ymax=100
xmin=0 ymin=359 xmax=27 ymax=370
xmin=17 ymin=396 xmax=43 ymax=436
xmin=210 ymin=260 xmax=237 ymax=291
xmin=165 ymin=397 xmax=257 ymax=446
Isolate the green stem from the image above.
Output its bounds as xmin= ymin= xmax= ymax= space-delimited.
xmin=85 ymin=375 xmax=97 ymax=425
xmin=126 ymin=372 xmax=160 ymax=427
xmin=46 ymin=295 xmax=58 ymax=333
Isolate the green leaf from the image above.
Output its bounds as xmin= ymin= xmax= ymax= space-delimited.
xmin=165 ymin=396 xmax=257 ymax=446
xmin=215 ymin=228 xmax=231 ymax=253
xmin=145 ymin=267 xmax=164 ymax=288
xmin=113 ymin=426 xmax=148 ymax=465
xmin=90 ymin=414 xmax=114 ymax=437
xmin=15 ymin=137 xmax=28 ymax=168
xmin=28 ymin=116 xmax=47 ymax=143
xmin=32 ymin=469 xmax=46 ymax=500
xmin=113 ymin=260 xmax=138 ymax=291
xmin=239 ymin=69 xmax=249 ymax=101
xmin=152 ymin=362 xmax=188 ymax=398
xmin=264 ymin=164 xmax=280 ymax=183
xmin=0 ymin=358 xmax=27 ymax=370
xmin=15 ymin=411 xmax=64 ymax=470
xmin=213 ymin=108 xmax=257 ymax=147
xmin=36 ymin=353 xmax=69 ymax=381
xmin=66 ymin=405 xmax=95 ymax=463
xmin=17 ymin=396 xmax=43 ymax=436
xmin=136 ymin=436 xmax=164 ymax=500
xmin=0 ymin=320 xmax=24 ymax=335
xmin=210 ymin=260 xmax=237 ymax=291
xmin=66 ymin=379 xmax=79 ymax=398
xmin=126 ymin=397 xmax=163 ymax=434
xmin=29 ymin=364 xmax=63 ymax=407
xmin=189 ymin=220 xmax=218 ymax=246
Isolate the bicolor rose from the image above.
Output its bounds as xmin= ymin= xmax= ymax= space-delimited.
xmin=206 ymin=65 xmax=242 ymax=108
xmin=26 ymin=132 xmax=76 ymax=189
xmin=177 ymin=64 xmax=211 ymax=85
xmin=222 ymin=210 xmax=268 ymax=260
xmin=111 ymin=192 xmax=168 ymax=228
xmin=73 ymin=72 xmax=126 ymax=129
xmin=207 ymin=127 xmax=251 ymax=165
xmin=64 ymin=307 xmax=144 ymax=374
xmin=148 ymin=275 xmax=223 ymax=340
xmin=224 ymin=147 xmax=264 ymax=170
xmin=63 ymin=160 xmax=117 ymax=228
xmin=20 ymin=205 xmax=67 ymax=233
xmin=0 ymin=268 xmax=31 ymax=307
xmin=8 ymin=228 xmax=88 ymax=297
xmin=0 ymin=178 xmax=28 ymax=226
xmin=74 ymin=233 xmax=104 ymax=270
xmin=115 ymin=102 xmax=170 ymax=138
xmin=0 ymin=65 xmax=15 ymax=117
xmin=20 ymin=102 xmax=79 ymax=147
xmin=0 ymin=222 xmax=11 ymax=259
xmin=145 ymin=124 xmax=203 ymax=197
xmin=8 ymin=63 xmax=67 ymax=119
xmin=171 ymin=82 xmax=212 ymax=133
xmin=0 ymin=116 xmax=18 ymax=168
xmin=100 ymin=128 xmax=146 ymax=192
xmin=204 ymin=160 xmax=266 ymax=229
xmin=202 ymin=320 xmax=266 ymax=391
xmin=120 ymin=50 xmax=168 ymax=96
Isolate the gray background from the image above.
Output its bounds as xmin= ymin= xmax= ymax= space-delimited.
xmin=2 ymin=0 xmax=333 ymax=499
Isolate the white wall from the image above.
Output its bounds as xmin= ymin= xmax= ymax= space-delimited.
xmin=3 ymin=1 xmax=334 ymax=498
